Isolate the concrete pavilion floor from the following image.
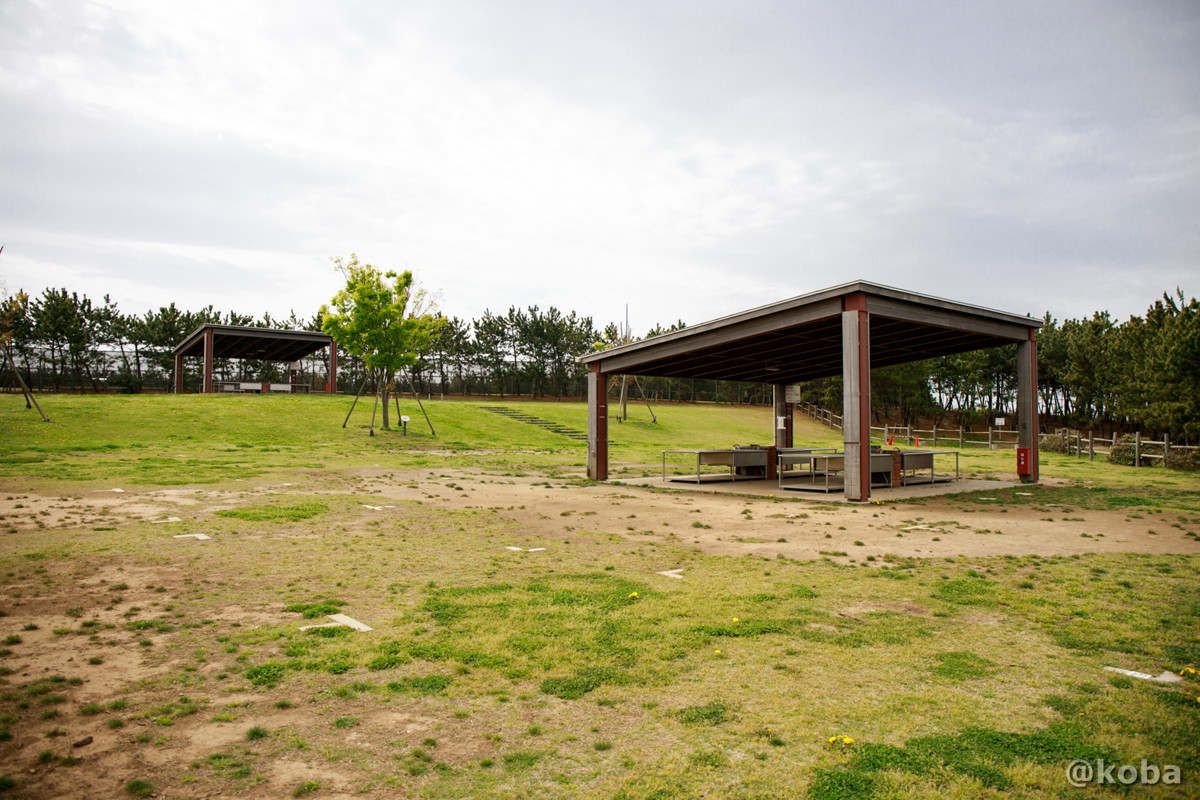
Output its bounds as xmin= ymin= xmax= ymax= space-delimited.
xmin=610 ymin=473 xmax=1024 ymax=503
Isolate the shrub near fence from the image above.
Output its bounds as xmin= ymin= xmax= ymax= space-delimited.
xmin=1165 ymin=448 xmax=1200 ymax=472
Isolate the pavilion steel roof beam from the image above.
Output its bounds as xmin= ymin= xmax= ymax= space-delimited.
xmin=592 ymin=298 xmax=843 ymax=375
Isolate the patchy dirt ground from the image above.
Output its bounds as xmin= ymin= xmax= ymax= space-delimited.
xmin=1 ymin=469 xmax=1198 ymax=799
xmin=7 ymin=468 xmax=1194 ymax=562
xmin=338 ymin=468 xmax=1200 ymax=560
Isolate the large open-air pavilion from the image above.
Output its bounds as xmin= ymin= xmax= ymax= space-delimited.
xmin=579 ymin=281 xmax=1043 ymax=502
xmin=172 ymin=324 xmax=338 ymax=394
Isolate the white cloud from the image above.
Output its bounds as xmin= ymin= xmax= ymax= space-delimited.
xmin=1 ymin=0 xmax=1196 ymax=332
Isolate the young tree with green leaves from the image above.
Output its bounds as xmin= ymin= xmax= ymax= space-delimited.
xmin=320 ymin=255 xmax=443 ymax=432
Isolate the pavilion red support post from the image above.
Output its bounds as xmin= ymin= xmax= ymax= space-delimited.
xmin=173 ymin=352 xmax=184 ymax=394
xmin=1017 ymin=329 xmax=1040 ymax=483
xmin=587 ymin=364 xmax=608 ymax=481
xmin=327 ymin=341 xmax=338 ymax=393
xmin=772 ymin=384 xmax=793 ymax=448
xmin=842 ymin=293 xmax=871 ymax=502
xmin=202 ymin=327 xmax=214 ymax=394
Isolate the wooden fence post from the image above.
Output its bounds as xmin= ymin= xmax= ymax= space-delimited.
xmin=1134 ymin=432 xmax=1141 ymax=467
xmin=1088 ymin=431 xmax=1094 ymax=461
xmin=988 ymin=427 xmax=993 ymax=450
xmin=1164 ymin=433 xmax=1170 ymax=468
xmin=959 ymin=427 xmax=964 ymax=448
xmin=932 ymin=425 xmax=937 ymax=445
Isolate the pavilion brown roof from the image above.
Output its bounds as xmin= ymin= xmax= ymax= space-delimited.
xmin=578 ymin=280 xmax=1041 ymax=384
xmin=173 ymin=324 xmax=333 ymax=363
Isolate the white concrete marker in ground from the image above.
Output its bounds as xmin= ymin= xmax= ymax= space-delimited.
xmin=95 ymin=488 xmax=125 ymax=493
xmin=328 ymin=614 xmax=373 ymax=632
xmin=506 ymin=546 xmax=547 ymax=552
xmin=300 ymin=614 xmax=373 ymax=632
xmin=902 ymin=525 xmax=935 ymax=532
xmin=657 ymin=569 xmax=685 ymax=579
xmin=152 ymin=517 xmax=183 ymax=524
xmin=361 ymin=504 xmax=396 ymax=510
xmin=174 ymin=534 xmax=211 ymax=540
xmin=1103 ymin=666 xmax=1183 ymax=683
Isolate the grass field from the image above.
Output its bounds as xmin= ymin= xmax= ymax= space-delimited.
xmin=0 ymin=394 xmax=1198 ymax=799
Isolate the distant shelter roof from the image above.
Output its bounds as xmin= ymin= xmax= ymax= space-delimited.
xmin=173 ymin=325 xmax=333 ymax=363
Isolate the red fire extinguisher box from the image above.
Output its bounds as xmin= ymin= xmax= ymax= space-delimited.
xmin=1016 ymin=448 xmax=1031 ymax=475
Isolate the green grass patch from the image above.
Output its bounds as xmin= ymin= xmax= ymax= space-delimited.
xmin=244 ymin=662 xmax=288 ymax=688
xmin=216 ymin=502 xmax=327 ymax=522
xmin=809 ymin=722 xmax=1117 ymax=798
xmin=386 ymin=675 xmax=453 ymax=695
xmin=932 ymin=577 xmax=996 ymax=606
xmin=124 ymin=779 xmax=154 ymax=798
xmin=194 ymin=748 xmax=256 ymax=781
xmin=931 ymin=651 xmax=999 ymax=680
xmin=283 ymin=599 xmax=346 ymax=619
xmin=145 ymin=696 xmax=204 ymax=726
xmin=675 ymin=702 xmax=732 ymax=726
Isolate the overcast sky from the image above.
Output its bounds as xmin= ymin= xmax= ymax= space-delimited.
xmin=2 ymin=0 xmax=1197 ymax=334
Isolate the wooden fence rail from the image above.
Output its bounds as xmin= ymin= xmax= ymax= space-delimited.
xmin=794 ymin=403 xmax=1193 ymax=467
xmin=1048 ymin=429 xmax=1196 ymax=466
xmin=796 ymin=403 xmax=1023 ymax=449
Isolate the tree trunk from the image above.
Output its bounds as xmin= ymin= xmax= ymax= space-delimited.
xmin=381 ymin=372 xmax=391 ymax=429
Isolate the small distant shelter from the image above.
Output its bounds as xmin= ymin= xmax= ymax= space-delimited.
xmin=172 ymin=324 xmax=338 ymax=394
xmin=578 ymin=280 xmax=1042 ymax=502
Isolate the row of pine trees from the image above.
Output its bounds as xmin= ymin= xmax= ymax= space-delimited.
xmin=2 ymin=286 xmax=1197 ymax=438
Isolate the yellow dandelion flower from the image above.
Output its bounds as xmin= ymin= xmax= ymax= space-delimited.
xmin=628 ymin=592 xmax=638 ymax=598
xmin=732 ymin=617 xmax=739 ymax=622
